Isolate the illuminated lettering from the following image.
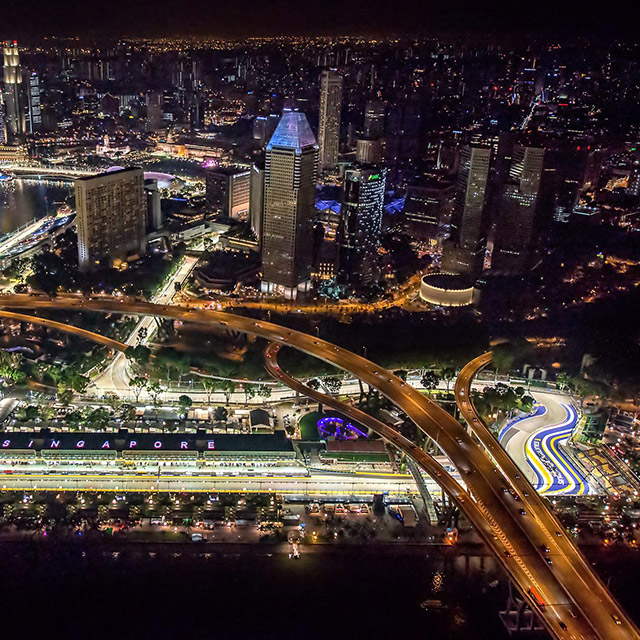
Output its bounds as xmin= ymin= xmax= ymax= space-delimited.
xmin=154 ymin=441 xmax=162 ymax=449
xmin=180 ymin=442 xmax=188 ymax=449
xmin=207 ymin=441 xmax=215 ymax=450
xmin=50 ymin=440 xmax=60 ymax=448
xmin=2 ymin=440 xmax=9 ymax=448
xmin=129 ymin=441 xmax=137 ymax=448
xmin=76 ymin=440 xmax=85 ymax=448
xmin=28 ymin=440 xmax=34 ymax=448
xmin=101 ymin=441 xmax=110 ymax=449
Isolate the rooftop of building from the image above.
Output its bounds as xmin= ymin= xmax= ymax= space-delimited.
xmin=266 ymin=110 xmax=317 ymax=153
xmin=422 ymin=272 xmax=474 ymax=291
xmin=76 ymin=166 xmax=143 ymax=182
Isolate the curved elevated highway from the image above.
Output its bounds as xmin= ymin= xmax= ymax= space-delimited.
xmin=0 ymin=295 xmax=636 ymax=640
xmin=457 ymin=352 xmax=638 ymax=640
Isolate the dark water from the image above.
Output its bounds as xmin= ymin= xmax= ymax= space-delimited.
xmin=0 ymin=180 xmax=73 ymax=234
xmin=0 ymin=543 xmax=511 ymax=640
xmin=0 ymin=542 xmax=638 ymax=640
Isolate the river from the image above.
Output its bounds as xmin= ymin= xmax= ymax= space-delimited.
xmin=0 ymin=178 xmax=73 ymax=235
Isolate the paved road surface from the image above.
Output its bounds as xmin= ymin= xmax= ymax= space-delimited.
xmin=0 ymin=295 xmax=636 ymax=640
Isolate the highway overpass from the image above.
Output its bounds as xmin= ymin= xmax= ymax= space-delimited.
xmin=0 ymin=294 xmax=636 ymax=640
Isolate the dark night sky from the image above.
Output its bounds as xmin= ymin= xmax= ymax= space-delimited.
xmin=1 ymin=0 xmax=636 ymax=39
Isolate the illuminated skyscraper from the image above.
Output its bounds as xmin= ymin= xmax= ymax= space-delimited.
xmin=337 ymin=165 xmax=386 ymax=288
xmin=442 ymin=145 xmax=491 ymax=278
xmin=261 ymin=111 xmax=318 ymax=298
xmin=492 ymin=146 xmax=545 ymax=273
xmin=205 ymin=167 xmax=251 ymax=220
xmin=26 ymin=73 xmax=41 ymax=134
xmin=76 ymin=168 xmax=146 ymax=272
xmin=318 ymin=69 xmax=342 ymax=171
xmin=2 ymin=41 xmax=25 ymax=141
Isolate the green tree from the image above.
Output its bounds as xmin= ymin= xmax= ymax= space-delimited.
xmin=420 ymin=370 xmax=441 ymax=392
xmin=120 ymin=404 xmax=137 ymax=424
xmin=130 ymin=376 xmax=148 ymax=403
xmin=441 ymin=366 xmax=456 ymax=392
xmin=307 ymin=378 xmax=321 ymax=391
xmin=57 ymin=387 xmax=74 ymax=406
xmin=221 ymin=380 xmax=237 ymax=405
xmin=147 ymin=381 xmax=164 ymax=419
xmin=178 ymin=394 xmax=193 ymax=419
xmin=243 ymin=383 xmax=257 ymax=405
xmin=104 ymin=392 xmax=123 ymax=413
xmin=393 ymin=369 xmax=408 ymax=382
xmin=21 ymin=405 xmax=40 ymax=422
xmin=324 ymin=376 xmax=342 ymax=395
xmin=85 ymin=407 xmax=111 ymax=431
xmin=256 ymin=384 xmax=272 ymax=399
xmin=213 ymin=406 xmax=228 ymax=425
xmin=125 ymin=345 xmax=151 ymax=369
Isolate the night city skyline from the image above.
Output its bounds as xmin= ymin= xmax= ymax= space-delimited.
xmin=1 ymin=5 xmax=640 ymax=640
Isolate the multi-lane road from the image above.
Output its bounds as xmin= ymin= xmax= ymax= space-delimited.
xmin=0 ymin=294 xmax=637 ymax=640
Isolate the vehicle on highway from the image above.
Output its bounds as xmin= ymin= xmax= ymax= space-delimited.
xmin=528 ymin=587 xmax=546 ymax=612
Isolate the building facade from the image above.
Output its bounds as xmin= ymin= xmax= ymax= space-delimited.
xmin=317 ymin=70 xmax=342 ymax=171
xmin=261 ymin=111 xmax=318 ymax=298
xmin=75 ymin=168 xmax=146 ymax=272
xmin=492 ymin=145 xmax=545 ymax=273
xmin=249 ymin=158 xmax=265 ymax=242
xmin=337 ymin=165 xmax=386 ymax=288
xmin=2 ymin=41 xmax=25 ymax=141
xmin=205 ymin=167 xmax=251 ymax=220
xmin=442 ymin=145 xmax=492 ymax=278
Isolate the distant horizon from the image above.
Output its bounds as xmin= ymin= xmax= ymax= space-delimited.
xmin=1 ymin=0 xmax=636 ymax=41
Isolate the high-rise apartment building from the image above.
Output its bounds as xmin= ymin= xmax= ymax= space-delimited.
xmin=2 ymin=41 xmax=25 ymax=141
xmin=318 ymin=70 xmax=342 ymax=171
xmin=492 ymin=146 xmax=545 ymax=273
xmin=337 ymin=165 xmax=386 ymax=288
xmin=442 ymin=145 xmax=491 ymax=278
xmin=75 ymin=168 xmax=146 ymax=272
xmin=261 ymin=111 xmax=318 ymax=298
xmin=205 ymin=167 xmax=251 ymax=220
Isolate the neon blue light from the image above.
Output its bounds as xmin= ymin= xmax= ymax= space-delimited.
xmin=317 ymin=416 xmax=368 ymax=440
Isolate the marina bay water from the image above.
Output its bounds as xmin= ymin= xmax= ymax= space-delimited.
xmin=0 ymin=178 xmax=73 ymax=234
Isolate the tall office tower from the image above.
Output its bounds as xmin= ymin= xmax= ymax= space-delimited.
xmin=492 ymin=146 xmax=545 ymax=273
xmin=249 ymin=157 xmax=265 ymax=242
xmin=363 ymin=100 xmax=386 ymax=138
xmin=337 ymin=165 xmax=386 ymax=288
xmin=26 ymin=73 xmax=41 ymax=134
xmin=2 ymin=41 xmax=25 ymax=141
xmin=403 ymin=176 xmax=455 ymax=242
xmin=75 ymin=168 xmax=146 ymax=272
xmin=317 ymin=69 xmax=343 ymax=171
xmin=442 ymin=145 xmax=492 ymax=278
xmin=355 ymin=137 xmax=383 ymax=164
xmin=205 ymin=167 xmax=251 ymax=220
xmin=261 ymin=111 xmax=318 ymax=298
